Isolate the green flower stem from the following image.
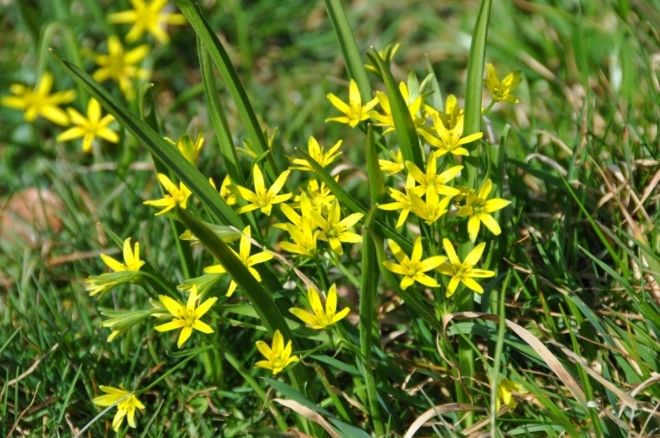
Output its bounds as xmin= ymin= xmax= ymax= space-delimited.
xmin=140 ymin=272 xmax=180 ymax=300
xmin=329 ymin=252 xmax=360 ymax=288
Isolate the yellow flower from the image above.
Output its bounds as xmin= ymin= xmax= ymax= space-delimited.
xmin=301 ymin=178 xmax=336 ymax=212
xmin=457 ymin=179 xmax=511 ymax=242
xmin=409 ymin=188 xmax=451 ymax=226
xmin=495 ymin=378 xmax=528 ymax=411
xmin=290 ymin=136 xmax=342 ymax=171
xmin=378 ymin=174 xmax=416 ymax=229
xmin=289 ymin=284 xmax=349 ymax=330
xmin=326 ymin=79 xmax=378 ymax=128
xmin=379 ymin=149 xmax=405 ymax=176
xmin=92 ymin=384 xmax=145 ymax=432
xmin=255 ymin=330 xmax=299 ymax=375
xmin=484 ymin=63 xmax=522 ymax=104
xmin=166 ymin=132 xmax=203 ymax=165
xmin=107 ymin=0 xmax=187 ymax=44
xmin=90 ymin=36 xmax=150 ymax=99
xmin=406 ymin=154 xmax=462 ymax=197
xmin=426 ymin=94 xmax=463 ymax=130
xmin=419 ymin=115 xmax=483 ymax=157
xmin=278 ymin=221 xmax=318 ymax=258
xmin=384 ymin=237 xmax=446 ymax=290
xmin=1 ymin=72 xmax=75 ymax=126
xmin=154 ymin=285 xmax=217 ymax=348
xmin=203 ymin=226 xmax=273 ymax=297
xmin=310 ymin=201 xmax=363 ymax=255
xmin=275 ymin=194 xmax=317 ymax=231
xmin=370 ymin=83 xmax=425 ymax=135
xmin=143 ymin=173 xmax=192 ymax=215
xmin=56 ymin=98 xmax=119 ymax=152
xmin=438 ymin=239 xmax=495 ymax=297
xmin=209 ymin=175 xmax=236 ymax=206
xmin=232 ymin=164 xmax=291 ymax=216
xmin=100 ymin=237 xmax=145 ymax=273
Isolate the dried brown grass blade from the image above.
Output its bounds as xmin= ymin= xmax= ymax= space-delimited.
xmin=403 ymin=403 xmax=485 ymax=438
xmin=442 ymin=312 xmax=588 ymax=408
xmin=273 ymin=399 xmax=341 ymax=438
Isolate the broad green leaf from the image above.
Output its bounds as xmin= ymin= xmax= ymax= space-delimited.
xmin=296 ymin=148 xmax=413 ymax=254
xmin=197 ymin=38 xmax=245 ymax=185
xmin=53 ymin=55 xmax=244 ymax=229
xmin=323 ymin=0 xmax=372 ymax=102
xmin=172 ymin=0 xmax=280 ymax=181
xmin=359 ymin=206 xmax=384 ymax=436
xmin=371 ymin=49 xmax=423 ymax=169
xmin=139 ymin=83 xmax=194 ymax=280
xmin=366 ymin=125 xmax=385 ymax=207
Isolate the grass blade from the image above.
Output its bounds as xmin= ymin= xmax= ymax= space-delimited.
xmin=371 ymin=49 xmax=423 ymax=169
xmin=323 ymin=0 xmax=372 ymax=102
xmin=173 ymin=0 xmax=279 ymax=181
xmin=53 ymin=54 xmax=244 ymax=229
xmin=197 ymin=37 xmax=245 ymax=185
xmin=366 ymin=125 xmax=385 ymax=207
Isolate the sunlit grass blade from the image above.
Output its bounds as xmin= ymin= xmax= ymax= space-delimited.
xmin=371 ymin=49 xmax=423 ymax=169
xmin=197 ymin=37 xmax=245 ymax=185
xmin=359 ymin=206 xmax=384 ymax=436
xmin=296 ymin=148 xmax=413 ymax=254
xmin=53 ymin=54 xmax=244 ymax=229
xmin=172 ymin=0 xmax=279 ymax=181
xmin=323 ymin=0 xmax=372 ymax=102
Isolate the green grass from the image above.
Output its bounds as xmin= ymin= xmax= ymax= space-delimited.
xmin=2 ymin=0 xmax=660 ymax=436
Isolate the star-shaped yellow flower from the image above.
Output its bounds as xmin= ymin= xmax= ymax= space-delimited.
xmin=1 ymin=72 xmax=75 ymax=126
xmin=89 ymin=36 xmax=150 ymax=99
xmin=143 ymin=173 xmax=192 ymax=215
xmin=419 ymin=115 xmax=483 ymax=157
xmin=384 ymin=237 xmax=447 ymax=290
xmin=378 ymin=174 xmax=416 ymax=229
xmin=290 ymin=136 xmax=342 ymax=171
xmin=310 ymin=201 xmax=363 ymax=255
xmin=56 ymin=98 xmax=119 ymax=152
xmin=379 ymin=148 xmax=405 ymax=176
xmin=108 ymin=0 xmax=187 ymax=44
xmin=326 ymin=79 xmax=378 ymax=128
xmin=425 ymin=94 xmax=463 ymax=130
xmin=289 ymin=284 xmax=349 ymax=330
xmin=409 ymin=187 xmax=452 ymax=226
xmin=438 ymin=239 xmax=495 ymax=297
xmin=92 ymin=384 xmax=145 ymax=432
xmin=255 ymin=330 xmax=299 ymax=375
xmin=232 ymin=164 xmax=291 ymax=216
xmin=209 ymin=175 xmax=236 ymax=206
xmin=457 ymin=178 xmax=511 ymax=242
xmin=204 ymin=226 xmax=273 ymax=297
xmin=495 ymin=378 xmax=528 ymax=411
xmin=405 ymin=154 xmax=462 ymax=197
xmin=484 ymin=63 xmax=522 ymax=104
xmin=154 ymin=284 xmax=217 ymax=348
xmin=100 ymin=237 xmax=145 ymax=273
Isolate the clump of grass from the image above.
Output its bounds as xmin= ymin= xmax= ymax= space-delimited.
xmin=2 ymin=1 xmax=660 ymax=437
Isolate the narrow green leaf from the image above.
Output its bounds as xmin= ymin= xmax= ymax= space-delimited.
xmin=172 ymin=0 xmax=279 ymax=181
xmin=176 ymin=208 xmax=312 ymax=396
xmin=296 ymin=148 xmax=413 ymax=254
xmin=323 ymin=0 xmax=372 ymax=102
xmin=359 ymin=206 xmax=384 ymax=436
xmin=366 ymin=125 xmax=385 ymax=207
xmin=462 ymin=0 xmax=492 ymax=187
xmin=197 ymin=38 xmax=245 ymax=185
xmin=263 ymin=378 xmax=333 ymax=418
xmin=53 ymin=54 xmax=244 ymax=229
xmin=371 ymin=49 xmax=423 ymax=169
xmin=425 ymin=55 xmax=443 ymax=111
